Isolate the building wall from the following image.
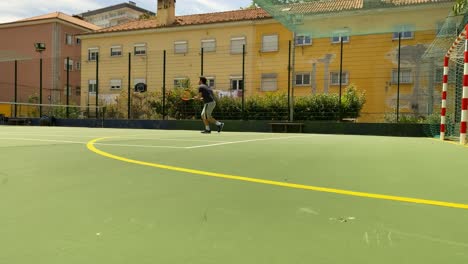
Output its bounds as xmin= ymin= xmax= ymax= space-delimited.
xmin=0 ymin=23 xmax=54 ymax=104
xmin=83 ymin=8 xmax=146 ymax=28
xmin=0 ymin=20 xmax=92 ymax=116
xmin=80 ymin=4 xmax=451 ymax=122
xmin=80 ymin=23 xmax=257 ymax=107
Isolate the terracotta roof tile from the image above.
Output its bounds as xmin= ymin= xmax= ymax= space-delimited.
xmin=92 ymin=8 xmax=271 ymax=34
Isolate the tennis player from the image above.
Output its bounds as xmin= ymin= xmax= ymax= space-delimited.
xmin=197 ymin=77 xmax=224 ymax=134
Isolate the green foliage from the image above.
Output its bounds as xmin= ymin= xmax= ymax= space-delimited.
xmin=100 ymin=84 xmax=366 ymax=121
xmin=453 ymin=0 xmax=467 ymax=15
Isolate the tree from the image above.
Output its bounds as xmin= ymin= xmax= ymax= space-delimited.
xmin=241 ymin=1 xmax=258 ymax=9
xmin=453 ymin=0 xmax=467 ymax=15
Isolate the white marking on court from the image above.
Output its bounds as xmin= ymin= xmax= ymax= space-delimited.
xmin=388 ymin=231 xmax=393 ymax=246
xmin=299 ymin=207 xmax=319 ymax=215
xmin=95 ymin=142 xmax=186 ymax=149
xmin=364 ymin=232 xmax=370 ymax=245
xmin=185 ymin=135 xmax=307 ymax=149
xmin=0 ymin=137 xmax=85 ymax=145
xmin=384 ymin=228 xmax=468 ymax=248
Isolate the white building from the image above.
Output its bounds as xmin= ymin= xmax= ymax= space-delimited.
xmin=77 ymin=1 xmax=155 ymax=28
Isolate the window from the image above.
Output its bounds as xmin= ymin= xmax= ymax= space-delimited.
xmin=76 ymin=38 xmax=81 ymax=45
xmin=262 ymin=34 xmax=279 ymax=52
xmin=331 ymin=32 xmax=350 ymax=43
xmin=205 ymin=77 xmax=215 ymax=88
xmin=110 ymin=79 xmax=122 ymax=90
xmin=174 ymin=41 xmax=188 ymax=54
xmin=230 ymin=76 xmax=244 ymax=90
xmin=64 ymin=85 xmax=72 ymax=95
xmin=174 ymin=77 xmax=189 ymax=88
xmin=295 ymin=73 xmax=311 ymax=86
xmin=134 ymin=44 xmax=146 ymax=56
xmin=295 ymin=35 xmax=312 ymax=46
xmin=261 ymin=73 xmax=278 ymax=91
xmin=231 ymin=37 xmax=246 ymax=54
xmin=76 ymin=61 xmax=81 ymax=71
xmin=88 ymin=48 xmax=99 ymax=61
xmin=65 ymin=34 xmax=73 ymax=45
xmin=392 ymin=69 xmax=412 ymax=84
xmin=64 ymin=59 xmax=74 ymax=71
xmin=134 ymin=78 xmax=146 ymax=86
xmin=393 ymin=25 xmax=414 ymax=40
xmin=330 ymin=72 xmax=349 ymax=85
xmin=88 ymin=80 xmax=97 ymax=93
xmin=75 ymin=86 xmax=81 ymax=96
xmin=111 ymin=46 xmax=122 ymax=57
xmin=201 ymin=39 xmax=216 ymax=52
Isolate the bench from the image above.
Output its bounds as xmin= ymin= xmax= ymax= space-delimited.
xmin=270 ymin=122 xmax=304 ymax=133
xmin=7 ymin=118 xmax=30 ymax=126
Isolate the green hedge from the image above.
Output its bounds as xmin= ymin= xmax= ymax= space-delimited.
xmin=103 ymin=84 xmax=366 ymax=121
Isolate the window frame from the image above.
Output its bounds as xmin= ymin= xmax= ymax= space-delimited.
xmin=231 ymin=37 xmax=246 ymax=54
xmin=88 ymin=80 xmax=97 ymax=94
xmin=174 ymin=41 xmax=188 ymax=54
xmin=111 ymin=46 xmax=123 ymax=57
xmin=391 ymin=68 xmax=413 ymax=84
xmin=173 ymin=77 xmax=189 ymax=88
xmin=134 ymin=43 xmax=147 ymax=56
xmin=110 ymin=79 xmax=122 ymax=90
xmin=230 ymin=76 xmax=244 ymax=90
xmin=295 ymin=34 xmax=312 ymax=46
xmin=88 ymin=48 xmax=99 ymax=62
xmin=261 ymin=73 xmax=278 ymax=91
xmin=64 ymin=59 xmax=74 ymax=71
xmin=295 ymin=72 xmax=311 ymax=86
xmin=330 ymin=71 xmax=349 ymax=86
xmin=261 ymin=34 xmax=279 ymax=52
xmin=201 ymin=39 xmax=216 ymax=52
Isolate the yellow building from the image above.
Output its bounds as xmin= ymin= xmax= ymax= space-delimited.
xmin=78 ymin=0 xmax=453 ymax=122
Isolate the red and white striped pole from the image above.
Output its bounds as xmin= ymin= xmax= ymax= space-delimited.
xmin=440 ymin=56 xmax=449 ymax=141
xmin=460 ymin=36 xmax=468 ymax=145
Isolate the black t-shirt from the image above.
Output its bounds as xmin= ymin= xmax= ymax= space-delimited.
xmin=198 ymin=85 xmax=215 ymax=103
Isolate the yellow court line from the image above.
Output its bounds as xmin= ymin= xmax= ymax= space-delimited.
xmin=430 ymin=138 xmax=468 ymax=148
xmin=87 ymin=137 xmax=468 ymax=210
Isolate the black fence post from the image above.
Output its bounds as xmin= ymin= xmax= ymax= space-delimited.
xmin=14 ymin=60 xmax=17 ymax=117
xmin=201 ymin=47 xmax=204 ymax=76
xmin=288 ymin=40 xmax=292 ymax=121
xmin=66 ymin=57 xmax=70 ymax=118
xmin=39 ymin=57 xmax=43 ymax=117
xmin=339 ymin=36 xmax=344 ymax=121
xmin=95 ymin=54 xmax=99 ymax=119
xmin=242 ymin=44 xmax=246 ymax=119
xmin=128 ymin=52 xmax=131 ymax=119
xmin=396 ymin=32 xmax=402 ymax=123
xmin=163 ymin=50 xmax=167 ymax=120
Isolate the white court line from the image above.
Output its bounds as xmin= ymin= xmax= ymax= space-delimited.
xmin=185 ymin=135 xmax=307 ymax=149
xmin=0 ymin=132 xmax=226 ymax=142
xmin=0 ymin=137 xmax=186 ymax=149
xmin=95 ymin=143 xmax=185 ymax=149
xmin=0 ymin=137 xmax=85 ymax=145
xmin=0 ymin=135 xmax=308 ymax=149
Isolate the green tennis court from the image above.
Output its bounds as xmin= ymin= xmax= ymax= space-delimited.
xmin=1 ymin=126 xmax=468 ymax=264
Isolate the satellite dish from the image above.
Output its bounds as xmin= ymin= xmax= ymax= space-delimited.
xmin=135 ymin=83 xmax=147 ymax=93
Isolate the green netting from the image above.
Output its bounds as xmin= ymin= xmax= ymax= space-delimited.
xmin=254 ymin=0 xmax=454 ymax=37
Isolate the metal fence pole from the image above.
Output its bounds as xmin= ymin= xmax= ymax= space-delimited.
xmin=66 ymin=57 xmax=70 ymax=118
xmin=14 ymin=60 xmax=17 ymax=117
xmin=128 ymin=52 xmax=131 ymax=119
xmin=163 ymin=50 xmax=167 ymax=120
xmin=396 ymin=32 xmax=402 ymax=123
